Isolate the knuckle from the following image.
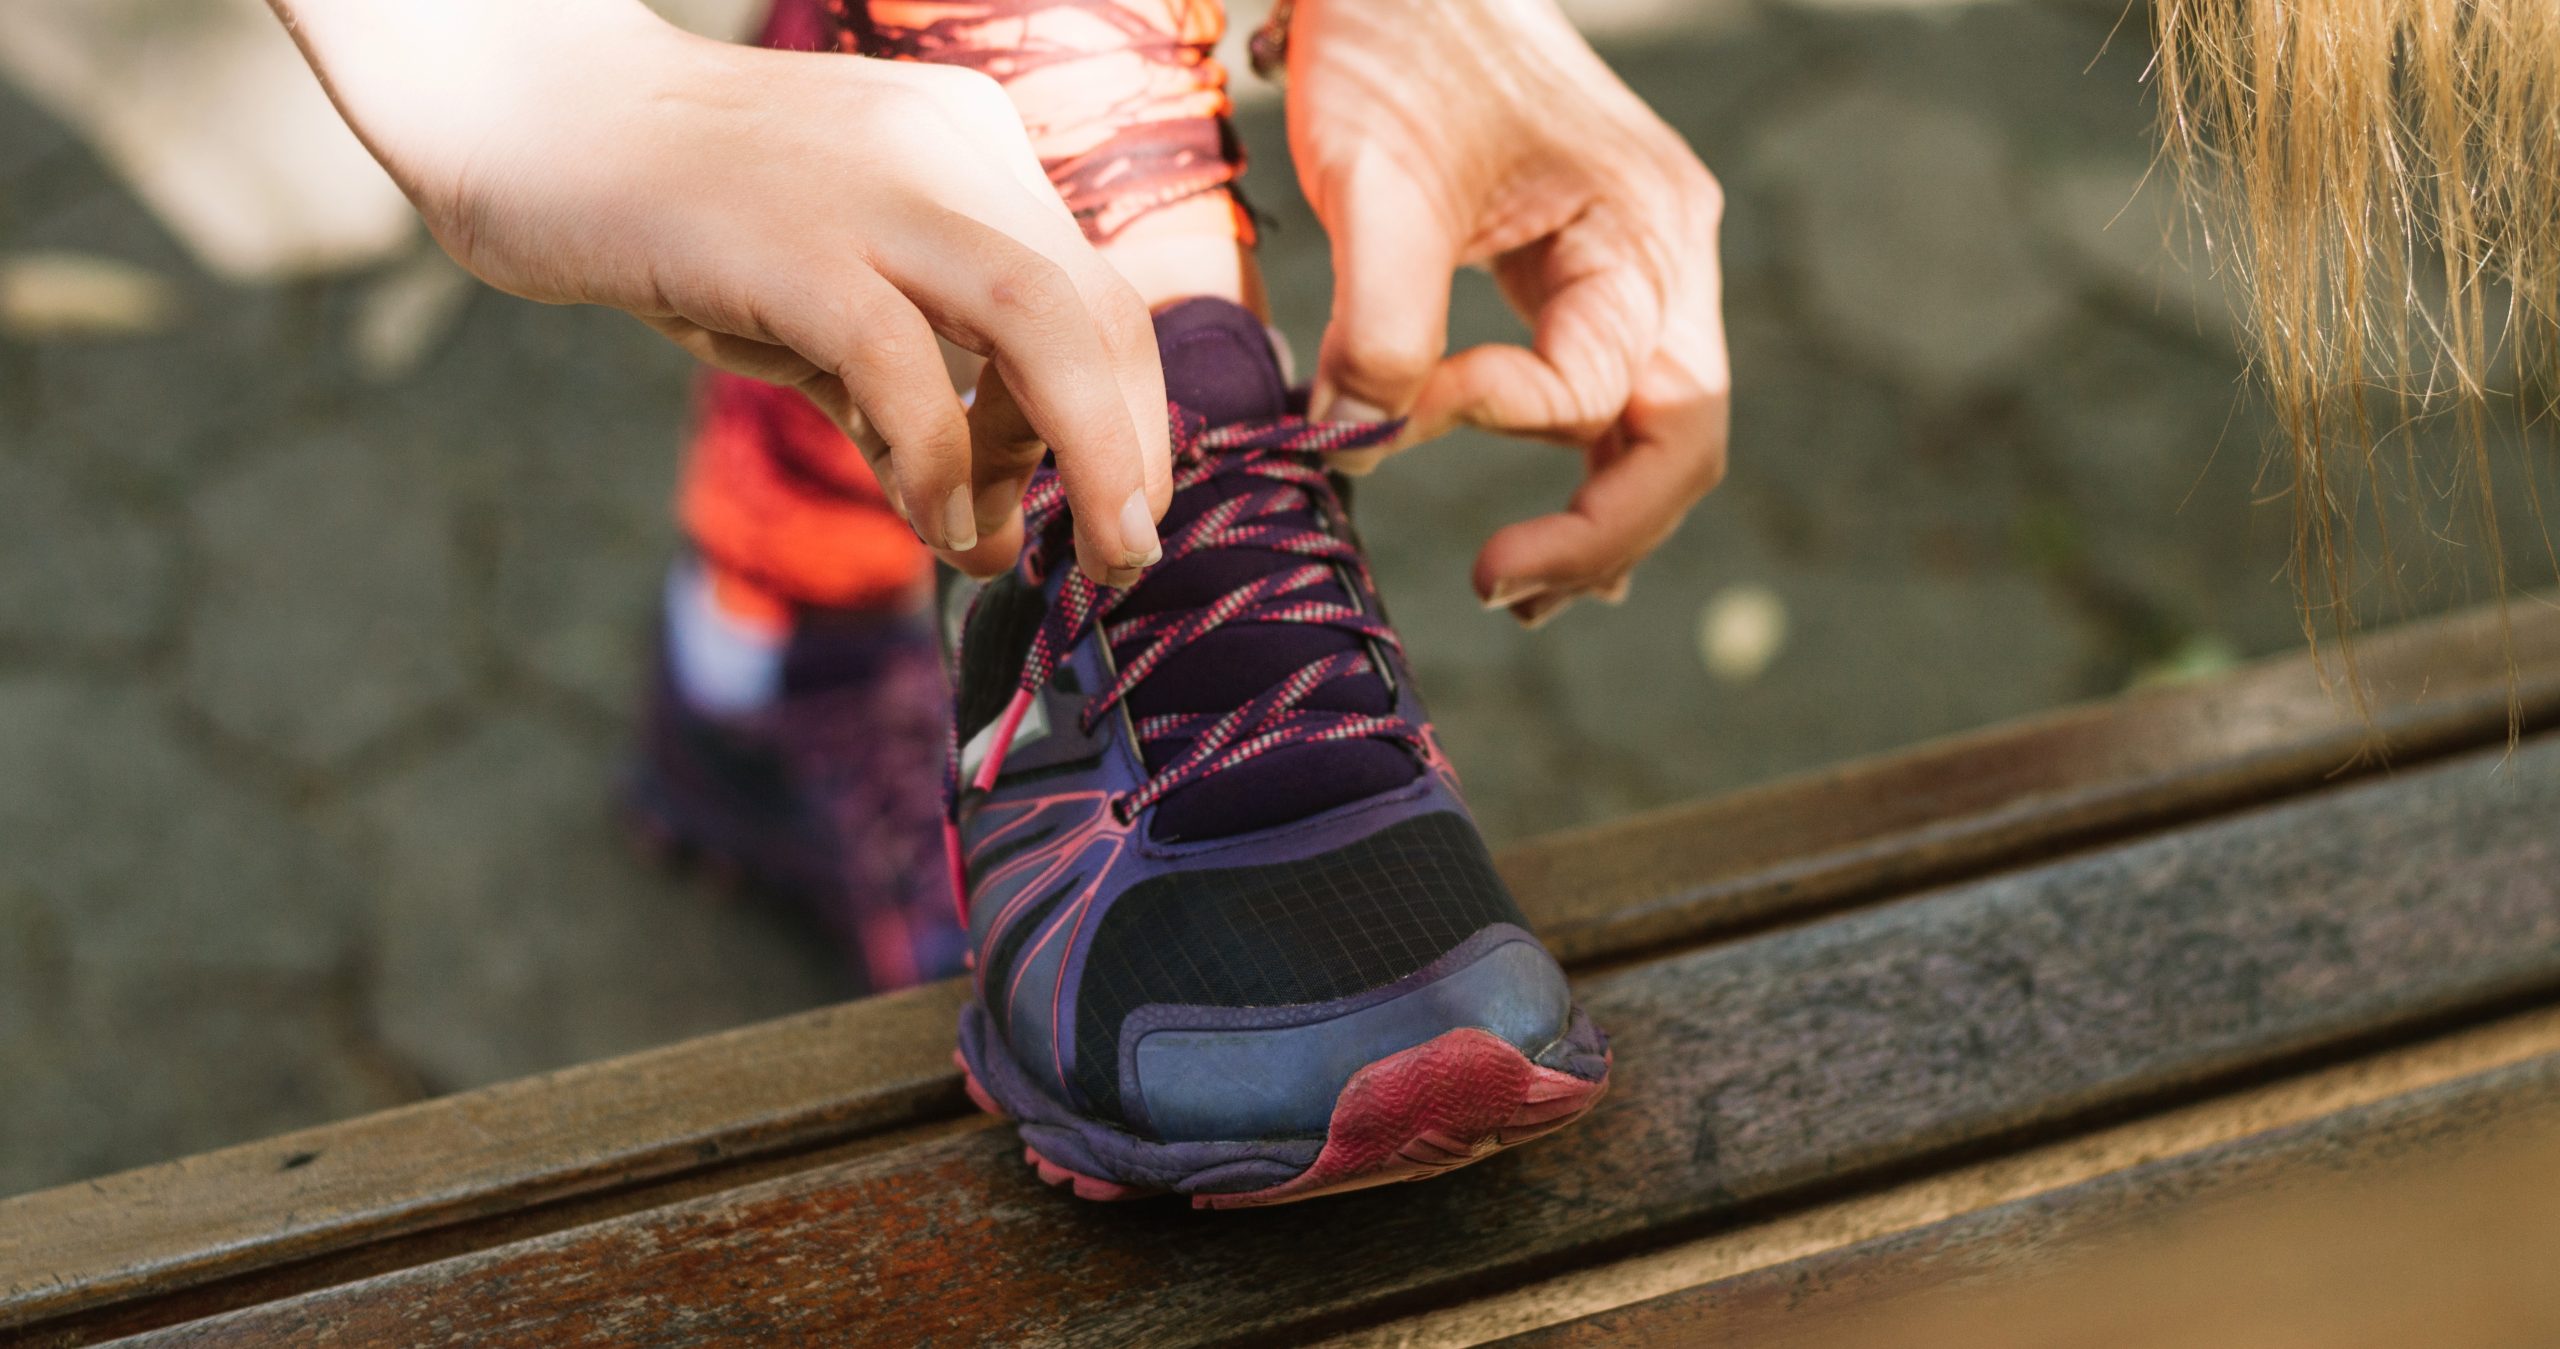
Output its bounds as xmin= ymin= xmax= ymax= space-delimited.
xmin=1087 ymin=279 xmax=1154 ymax=358
xmin=839 ymin=407 xmax=889 ymax=459
xmin=1334 ymin=334 xmax=1437 ymax=395
xmin=1562 ymin=367 xmax=1630 ymax=426
xmin=840 ymin=361 xmax=962 ymax=461
xmin=842 ymin=321 xmax=915 ymax=382
xmin=1688 ymin=164 xmax=1725 ymax=223
xmin=839 ymin=274 xmax=908 ymax=328
xmin=898 ymin=398 xmax=971 ymax=463
xmin=1558 ymin=361 xmax=1634 ymax=429
xmin=1683 ymin=442 xmax=1729 ymax=498
xmin=985 ymin=254 xmax=1080 ymax=333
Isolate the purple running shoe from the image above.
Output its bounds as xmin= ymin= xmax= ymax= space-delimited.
xmin=944 ymin=298 xmax=1610 ymax=1208
xmin=627 ymin=593 xmax=967 ymax=993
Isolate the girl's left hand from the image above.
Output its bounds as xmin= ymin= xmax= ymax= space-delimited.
xmin=1283 ymin=0 xmax=1731 ymax=625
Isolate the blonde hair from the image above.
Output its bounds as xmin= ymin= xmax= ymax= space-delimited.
xmin=2151 ymin=0 xmax=2560 ymax=697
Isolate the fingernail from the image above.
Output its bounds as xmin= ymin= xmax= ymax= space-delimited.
xmin=939 ymin=485 xmax=977 ymax=552
xmin=1482 ymin=579 xmax=1552 ymax=612
xmin=1332 ymin=448 xmax=1388 ymax=477
xmin=1118 ymin=487 xmax=1161 ymax=568
xmin=1321 ymin=396 xmax=1390 ymax=425
xmin=886 ymin=487 xmax=912 ymax=525
xmin=1517 ymin=594 xmax=1575 ymax=631
xmin=1102 ymin=563 xmax=1146 ymax=590
xmin=1595 ymin=575 xmax=1632 ymax=606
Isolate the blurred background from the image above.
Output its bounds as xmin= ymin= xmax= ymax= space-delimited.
xmin=1 ymin=0 xmax=2551 ymax=1197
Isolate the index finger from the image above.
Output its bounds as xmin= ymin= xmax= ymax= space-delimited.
xmin=1417 ymin=244 xmax=1662 ymax=452
xmin=1470 ymin=333 xmax=1730 ymax=611
xmin=885 ymin=210 xmax=1171 ymax=586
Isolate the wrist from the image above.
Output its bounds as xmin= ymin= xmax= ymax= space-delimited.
xmin=273 ymin=0 xmax=670 ymax=207
xmin=1291 ymin=0 xmax=1618 ymax=102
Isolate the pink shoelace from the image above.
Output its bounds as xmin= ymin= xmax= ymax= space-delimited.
xmin=959 ymin=408 xmax=1423 ymax=820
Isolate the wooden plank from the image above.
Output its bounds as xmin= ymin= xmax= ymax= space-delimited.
xmin=1492 ymin=1049 xmax=2560 ymax=1347
xmin=0 ymin=982 xmax=969 ymax=1334
xmin=123 ymin=736 xmax=2560 ymax=1348
xmin=9 ymin=595 xmax=2556 ymax=1334
xmin=1331 ymin=1003 xmax=2560 ymax=1348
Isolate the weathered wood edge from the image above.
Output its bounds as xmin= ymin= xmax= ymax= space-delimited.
xmin=4 ymin=595 xmax=2554 ymax=1333
xmin=1488 ymin=1046 xmax=2560 ymax=1347
xmin=1332 ymin=1005 xmax=2560 ymax=1349
xmin=120 ymin=737 xmax=2560 ymax=1348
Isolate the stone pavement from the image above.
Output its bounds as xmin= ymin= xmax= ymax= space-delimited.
xmin=2 ymin=0 xmax=2550 ymax=1196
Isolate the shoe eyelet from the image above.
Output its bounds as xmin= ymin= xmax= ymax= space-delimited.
xmin=1108 ymin=794 xmax=1136 ymax=826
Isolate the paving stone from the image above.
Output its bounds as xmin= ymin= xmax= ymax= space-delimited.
xmin=502 ymin=364 xmax=690 ymax=554
xmin=1551 ymin=557 xmax=2104 ymax=805
xmin=0 ymin=70 xmax=73 ymax=190
xmin=1754 ymin=86 xmax=2076 ymax=396
xmin=2034 ymin=156 xmax=2239 ymax=344
xmin=0 ymin=879 xmax=60 ymax=1051
xmin=490 ymin=498 xmax=671 ymax=718
xmin=2020 ymin=324 xmax=2301 ymax=661
xmin=461 ymin=296 xmax=689 ymax=717
xmin=0 ymin=676 xmax=357 ymax=981
xmin=1825 ymin=1 xmax=2153 ymax=167
xmin=1522 ymin=294 xmax=2108 ymax=804
xmin=354 ymin=714 xmax=849 ymax=1093
xmin=182 ymin=430 xmax=470 ymax=768
xmin=0 ymin=973 xmax=407 ymax=1199
xmin=1716 ymin=303 xmax=2036 ymax=573
xmin=396 ymin=290 xmax=693 ymax=531
xmin=0 ymin=129 xmax=368 ymax=481
xmin=0 ymin=453 xmax=171 ymax=649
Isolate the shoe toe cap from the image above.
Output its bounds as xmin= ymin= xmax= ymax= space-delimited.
xmin=1127 ymin=936 xmax=1574 ymax=1143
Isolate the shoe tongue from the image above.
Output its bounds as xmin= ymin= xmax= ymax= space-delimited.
xmin=1155 ymin=297 xmax=1295 ymax=423
xmin=1116 ymin=299 xmax=1418 ymax=841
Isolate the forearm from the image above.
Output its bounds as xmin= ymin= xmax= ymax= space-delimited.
xmin=265 ymin=0 xmax=664 ymax=205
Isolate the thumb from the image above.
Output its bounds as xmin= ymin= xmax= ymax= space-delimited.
xmin=1423 ymin=243 xmax=1658 ymax=452
xmin=1311 ymin=153 xmax=1459 ymax=468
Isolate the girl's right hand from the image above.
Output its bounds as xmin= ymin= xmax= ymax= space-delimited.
xmin=285 ymin=0 xmax=1168 ymax=584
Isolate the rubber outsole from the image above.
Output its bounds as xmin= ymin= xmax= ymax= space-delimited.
xmin=957 ymin=1027 xmax=1610 ymax=1209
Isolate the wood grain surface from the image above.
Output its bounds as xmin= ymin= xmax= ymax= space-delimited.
xmin=120 ymin=735 xmax=2560 ymax=1348
xmin=1493 ymin=1049 xmax=2560 ymax=1347
xmin=1332 ymin=1003 xmax=2560 ymax=1348
xmin=9 ymin=597 xmax=2556 ymax=1339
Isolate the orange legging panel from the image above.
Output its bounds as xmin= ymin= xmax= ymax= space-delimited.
xmin=678 ymin=367 xmax=931 ymax=613
xmin=679 ymin=0 xmax=1241 ymax=611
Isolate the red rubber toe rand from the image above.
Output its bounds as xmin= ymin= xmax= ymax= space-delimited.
xmin=988 ymin=1028 xmax=1610 ymax=1209
xmin=1198 ymin=1027 xmax=1608 ymax=1209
